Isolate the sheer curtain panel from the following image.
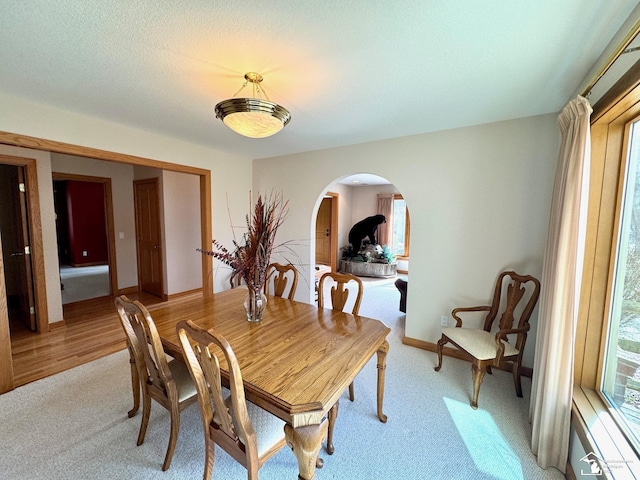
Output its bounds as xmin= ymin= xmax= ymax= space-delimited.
xmin=376 ymin=193 xmax=393 ymax=249
xmin=529 ymin=96 xmax=592 ymax=472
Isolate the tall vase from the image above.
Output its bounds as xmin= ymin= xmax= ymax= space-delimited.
xmin=243 ymin=287 xmax=267 ymax=322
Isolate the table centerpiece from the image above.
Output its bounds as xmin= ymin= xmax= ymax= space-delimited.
xmin=199 ymin=192 xmax=288 ymax=322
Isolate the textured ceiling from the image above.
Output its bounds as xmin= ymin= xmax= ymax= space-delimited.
xmin=0 ymin=1 xmax=638 ymax=160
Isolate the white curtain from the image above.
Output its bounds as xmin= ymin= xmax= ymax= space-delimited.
xmin=376 ymin=194 xmax=394 ymax=248
xmin=530 ymin=96 xmax=592 ymax=472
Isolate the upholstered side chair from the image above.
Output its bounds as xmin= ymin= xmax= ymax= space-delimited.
xmin=434 ymin=271 xmax=541 ymax=409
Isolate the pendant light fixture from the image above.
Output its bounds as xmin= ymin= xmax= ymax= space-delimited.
xmin=214 ymin=72 xmax=291 ymax=138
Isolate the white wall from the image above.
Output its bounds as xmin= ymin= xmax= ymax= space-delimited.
xmin=254 ymin=113 xmax=559 ymax=368
xmin=350 ymin=183 xmax=399 ymax=228
xmin=161 ymin=170 xmax=202 ymax=295
xmin=0 ymin=92 xmax=253 ymax=321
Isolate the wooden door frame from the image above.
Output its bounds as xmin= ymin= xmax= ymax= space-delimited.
xmin=325 ymin=192 xmax=339 ymax=272
xmin=133 ymin=177 xmax=165 ymax=298
xmin=0 ymin=131 xmax=213 ymax=394
xmin=0 ymin=232 xmax=14 ymax=392
xmin=0 ymin=153 xmax=49 ymax=393
xmin=0 ymin=154 xmax=49 ymax=334
xmin=52 ymin=173 xmax=118 ymax=300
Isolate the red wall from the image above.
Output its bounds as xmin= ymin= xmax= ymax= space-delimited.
xmin=66 ymin=181 xmax=108 ymax=266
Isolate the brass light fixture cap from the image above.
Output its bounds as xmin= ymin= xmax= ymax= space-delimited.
xmin=244 ymin=72 xmax=263 ymax=84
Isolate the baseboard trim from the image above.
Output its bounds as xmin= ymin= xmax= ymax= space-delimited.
xmin=68 ymin=261 xmax=109 ymax=268
xmin=49 ymin=320 xmax=66 ymax=329
xmin=165 ymin=288 xmax=202 ymax=300
xmin=402 ymin=335 xmax=533 ymax=378
xmin=118 ymin=286 xmax=139 ymax=295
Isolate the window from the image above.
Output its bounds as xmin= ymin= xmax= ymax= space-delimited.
xmin=601 ymin=118 xmax=640 ymax=451
xmin=576 ymin=76 xmax=640 ymax=473
xmin=392 ymin=195 xmax=409 ymax=257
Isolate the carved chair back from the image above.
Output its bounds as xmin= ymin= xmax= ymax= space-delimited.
xmin=115 ymin=295 xmax=198 ymax=471
xmin=123 ymin=299 xmax=176 ymax=398
xmin=318 ymin=271 xmax=363 ymax=315
xmin=114 ymin=295 xmax=143 ymax=417
xmin=265 ymin=262 xmax=298 ymax=300
xmin=480 ymin=271 xmax=541 ymax=352
xmin=177 ymin=320 xmax=285 ymax=476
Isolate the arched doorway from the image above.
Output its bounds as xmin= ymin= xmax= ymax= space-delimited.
xmin=312 ymin=173 xmax=409 ymax=315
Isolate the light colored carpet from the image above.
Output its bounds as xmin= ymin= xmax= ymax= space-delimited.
xmin=0 ymin=276 xmax=565 ymax=479
xmin=60 ymin=265 xmax=110 ymax=304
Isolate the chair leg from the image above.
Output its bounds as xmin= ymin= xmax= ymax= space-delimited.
xmin=162 ymin=403 xmax=181 ymax=471
xmin=326 ymin=401 xmax=338 ymax=455
xmin=434 ymin=335 xmax=447 ymax=371
xmin=470 ymin=361 xmax=487 ymax=410
xmin=348 ymin=382 xmax=355 ymax=402
xmin=512 ymin=361 xmax=523 ymax=397
xmin=127 ymin=353 xmax=140 ymax=418
xmin=137 ymin=391 xmax=151 ymax=446
xmin=203 ymin=437 xmax=215 ymax=480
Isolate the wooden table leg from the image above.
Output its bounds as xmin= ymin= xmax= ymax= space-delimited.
xmin=285 ymin=418 xmax=328 ymax=480
xmin=326 ymin=401 xmax=338 ymax=454
xmin=376 ymin=340 xmax=389 ymax=423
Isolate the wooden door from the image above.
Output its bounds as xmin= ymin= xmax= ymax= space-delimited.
xmin=316 ymin=197 xmax=332 ymax=265
xmin=0 ymin=164 xmax=36 ymax=331
xmin=134 ymin=178 xmax=164 ymax=298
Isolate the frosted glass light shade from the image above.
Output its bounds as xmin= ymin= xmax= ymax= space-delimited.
xmin=215 ymin=97 xmax=291 ymax=138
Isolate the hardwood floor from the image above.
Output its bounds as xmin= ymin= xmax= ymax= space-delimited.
xmin=9 ymin=292 xmax=186 ymax=388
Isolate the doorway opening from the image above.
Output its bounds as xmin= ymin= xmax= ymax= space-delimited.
xmin=315 ymin=192 xmax=338 ymax=273
xmin=0 ymin=164 xmax=37 ymax=335
xmin=53 ymin=174 xmax=116 ymax=305
xmin=314 ymin=174 xmax=410 ymax=315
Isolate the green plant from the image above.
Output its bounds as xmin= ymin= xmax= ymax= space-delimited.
xmin=381 ymin=245 xmax=394 ymax=263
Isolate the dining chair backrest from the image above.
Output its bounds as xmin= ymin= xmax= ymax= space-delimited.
xmin=317 ymin=271 xmax=363 ymax=315
xmin=121 ymin=298 xmax=174 ymax=394
xmin=114 ymin=295 xmax=143 ymax=418
xmin=177 ymin=319 xmax=286 ymax=479
xmin=265 ymin=262 xmax=298 ymax=300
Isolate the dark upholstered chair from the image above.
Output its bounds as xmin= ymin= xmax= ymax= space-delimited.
xmin=394 ymin=278 xmax=407 ymax=313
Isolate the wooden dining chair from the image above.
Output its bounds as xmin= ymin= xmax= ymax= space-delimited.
xmin=434 ymin=271 xmax=541 ymax=409
xmin=114 ymin=296 xmax=198 ymax=471
xmin=265 ymin=262 xmax=298 ymax=300
xmin=114 ymin=298 xmax=142 ymax=419
xmin=317 ymin=271 xmax=363 ymax=317
xmin=176 ymin=319 xmax=287 ymax=480
xmin=317 ymin=271 xmax=363 ymax=454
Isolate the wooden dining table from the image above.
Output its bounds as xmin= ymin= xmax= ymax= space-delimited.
xmin=150 ymin=287 xmax=391 ymax=480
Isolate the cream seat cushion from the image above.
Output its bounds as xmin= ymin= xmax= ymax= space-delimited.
xmin=442 ymin=327 xmax=519 ymax=360
xmin=225 ymin=396 xmax=286 ymax=458
xmin=168 ymin=359 xmax=197 ymax=402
